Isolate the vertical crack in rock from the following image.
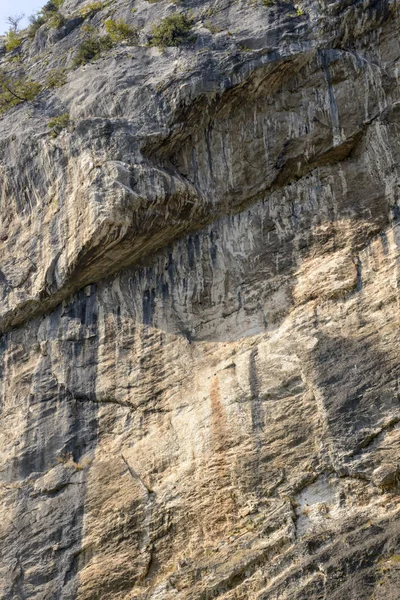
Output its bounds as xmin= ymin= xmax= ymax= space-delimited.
xmin=318 ymin=49 xmax=342 ymax=147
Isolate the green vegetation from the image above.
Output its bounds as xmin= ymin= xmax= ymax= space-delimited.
xmin=204 ymin=20 xmax=222 ymax=34
xmin=203 ymin=6 xmax=218 ymax=17
xmin=5 ymin=30 xmax=23 ymax=52
xmin=47 ymin=0 xmax=64 ymax=8
xmin=46 ymin=68 xmax=68 ymax=88
xmin=28 ymin=0 xmax=65 ymax=38
xmin=28 ymin=16 xmax=46 ymax=38
xmin=79 ymin=1 xmax=106 ymax=19
xmin=73 ymin=26 xmax=113 ymax=66
xmin=389 ymin=555 xmax=400 ymax=562
xmin=0 ymin=70 xmax=42 ymax=115
xmin=48 ymin=12 xmax=65 ymax=28
xmin=262 ymin=0 xmax=274 ymax=6
xmin=4 ymin=14 xmax=25 ymax=51
xmin=150 ymin=13 xmax=194 ymax=48
xmin=73 ymin=17 xmax=137 ymax=66
xmin=104 ymin=19 xmax=137 ymax=43
xmin=48 ymin=112 xmax=70 ymax=137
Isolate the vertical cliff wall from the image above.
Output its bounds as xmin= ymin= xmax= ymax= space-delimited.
xmin=0 ymin=0 xmax=399 ymax=598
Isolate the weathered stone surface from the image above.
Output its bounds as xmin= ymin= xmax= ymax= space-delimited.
xmin=0 ymin=0 xmax=400 ymax=598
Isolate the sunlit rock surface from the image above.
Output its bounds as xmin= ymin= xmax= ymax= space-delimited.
xmin=0 ymin=0 xmax=399 ymax=598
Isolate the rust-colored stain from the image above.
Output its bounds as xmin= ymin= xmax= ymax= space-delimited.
xmin=210 ymin=375 xmax=228 ymax=452
xmin=205 ymin=375 xmax=236 ymax=536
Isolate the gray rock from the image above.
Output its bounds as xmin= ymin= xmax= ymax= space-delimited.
xmin=0 ymin=0 xmax=399 ymax=598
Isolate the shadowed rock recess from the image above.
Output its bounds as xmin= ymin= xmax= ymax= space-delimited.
xmin=1 ymin=0 xmax=400 ymax=597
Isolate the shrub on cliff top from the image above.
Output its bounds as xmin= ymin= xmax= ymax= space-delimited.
xmin=27 ymin=14 xmax=47 ymax=38
xmin=150 ymin=13 xmax=194 ymax=48
xmin=28 ymin=0 xmax=65 ymax=38
xmin=43 ymin=0 xmax=64 ymax=10
xmin=5 ymin=30 xmax=23 ymax=52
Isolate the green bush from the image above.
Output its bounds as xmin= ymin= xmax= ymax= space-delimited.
xmin=150 ymin=13 xmax=194 ymax=48
xmin=79 ymin=2 xmax=106 ymax=19
xmin=204 ymin=20 xmax=222 ymax=34
xmin=48 ymin=12 xmax=65 ymax=29
xmin=44 ymin=0 xmax=64 ymax=10
xmin=48 ymin=112 xmax=70 ymax=137
xmin=46 ymin=68 xmax=67 ymax=88
xmin=28 ymin=14 xmax=47 ymax=38
xmin=28 ymin=0 xmax=65 ymax=38
xmin=5 ymin=30 xmax=23 ymax=52
xmin=73 ymin=30 xmax=113 ymax=66
xmin=0 ymin=70 xmax=42 ymax=114
xmin=104 ymin=18 xmax=137 ymax=43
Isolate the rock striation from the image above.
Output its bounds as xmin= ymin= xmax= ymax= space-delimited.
xmin=0 ymin=0 xmax=400 ymax=598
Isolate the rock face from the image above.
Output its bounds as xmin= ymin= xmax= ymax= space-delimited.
xmin=1 ymin=0 xmax=400 ymax=598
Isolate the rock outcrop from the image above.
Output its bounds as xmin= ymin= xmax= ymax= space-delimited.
xmin=0 ymin=0 xmax=399 ymax=598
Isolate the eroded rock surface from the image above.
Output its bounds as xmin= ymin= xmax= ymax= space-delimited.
xmin=0 ymin=0 xmax=400 ymax=598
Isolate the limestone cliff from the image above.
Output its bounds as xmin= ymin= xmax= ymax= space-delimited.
xmin=0 ymin=0 xmax=399 ymax=598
